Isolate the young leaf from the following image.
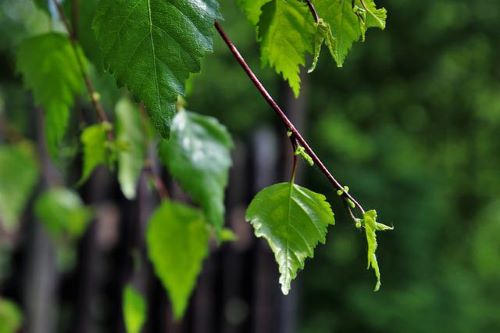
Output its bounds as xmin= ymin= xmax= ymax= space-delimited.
xmin=257 ymin=0 xmax=315 ymax=97
xmin=315 ymin=0 xmax=386 ymax=67
xmin=35 ymin=188 xmax=93 ymax=241
xmin=0 ymin=298 xmax=22 ymax=333
xmin=246 ymin=182 xmax=335 ymax=294
xmin=361 ymin=0 xmax=387 ymax=30
xmin=146 ymin=201 xmax=209 ymax=319
xmin=16 ymin=32 xmax=86 ymax=156
xmin=115 ymin=99 xmax=145 ymax=200
xmin=158 ymin=111 xmax=233 ymax=232
xmin=92 ymin=0 xmax=220 ymax=137
xmin=79 ymin=122 xmax=112 ymax=183
xmin=363 ymin=209 xmax=393 ymax=291
xmin=308 ymin=18 xmax=336 ymax=73
xmin=122 ymin=285 xmax=147 ymax=333
xmin=0 ymin=142 xmax=39 ymax=230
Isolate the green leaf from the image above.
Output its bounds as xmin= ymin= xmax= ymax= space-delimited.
xmin=257 ymin=0 xmax=315 ymax=97
xmin=33 ymin=0 xmax=50 ymax=15
xmin=363 ymin=209 xmax=393 ymax=291
xmin=246 ymin=182 xmax=335 ymax=294
xmin=74 ymin=0 xmax=102 ymax=66
xmin=361 ymin=0 xmax=387 ymax=30
xmin=79 ymin=122 xmax=112 ymax=183
xmin=115 ymin=99 xmax=145 ymax=200
xmin=92 ymin=0 xmax=220 ymax=137
xmin=123 ymin=285 xmax=147 ymax=333
xmin=315 ymin=0 xmax=386 ymax=67
xmin=16 ymin=32 xmax=86 ymax=156
xmin=35 ymin=188 xmax=93 ymax=241
xmin=220 ymin=228 xmax=237 ymax=243
xmin=146 ymin=201 xmax=209 ymax=319
xmin=236 ymin=0 xmax=272 ymax=25
xmin=158 ymin=111 xmax=233 ymax=232
xmin=0 ymin=298 xmax=22 ymax=333
xmin=308 ymin=18 xmax=336 ymax=73
xmin=0 ymin=142 xmax=39 ymax=230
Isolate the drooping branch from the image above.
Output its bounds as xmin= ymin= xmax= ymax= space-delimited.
xmin=214 ymin=22 xmax=366 ymax=215
xmin=51 ymin=0 xmax=170 ymax=201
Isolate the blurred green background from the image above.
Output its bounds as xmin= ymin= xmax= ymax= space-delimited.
xmin=195 ymin=1 xmax=500 ymax=332
xmin=1 ymin=0 xmax=500 ymax=332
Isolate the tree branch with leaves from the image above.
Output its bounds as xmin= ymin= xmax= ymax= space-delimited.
xmin=5 ymin=0 xmax=394 ymax=326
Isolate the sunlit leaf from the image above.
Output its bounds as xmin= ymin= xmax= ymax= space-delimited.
xmin=315 ymin=0 xmax=387 ymax=67
xmin=246 ymin=182 xmax=335 ymax=294
xmin=158 ymin=110 xmax=233 ymax=232
xmin=146 ymin=201 xmax=209 ymax=319
xmin=123 ymin=285 xmax=147 ymax=333
xmin=257 ymin=0 xmax=315 ymax=96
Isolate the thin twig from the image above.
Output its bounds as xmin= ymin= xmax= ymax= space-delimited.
xmin=51 ymin=0 xmax=112 ymax=139
xmin=143 ymin=160 xmax=169 ymax=201
xmin=138 ymin=103 xmax=170 ymax=201
xmin=304 ymin=0 xmax=320 ymax=23
xmin=214 ymin=22 xmax=365 ymax=214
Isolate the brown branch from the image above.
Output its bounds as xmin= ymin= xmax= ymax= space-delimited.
xmin=143 ymin=160 xmax=169 ymax=201
xmin=51 ymin=0 xmax=112 ymax=141
xmin=304 ymin=0 xmax=320 ymax=23
xmin=214 ymin=21 xmax=365 ymax=214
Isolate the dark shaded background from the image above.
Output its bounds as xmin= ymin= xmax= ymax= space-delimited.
xmin=1 ymin=0 xmax=500 ymax=332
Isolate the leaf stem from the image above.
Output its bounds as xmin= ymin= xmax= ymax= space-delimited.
xmin=290 ymin=136 xmax=298 ymax=184
xmin=214 ymin=21 xmax=366 ymax=215
xmin=51 ymin=0 xmax=112 ymax=137
xmin=143 ymin=160 xmax=169 ymax=201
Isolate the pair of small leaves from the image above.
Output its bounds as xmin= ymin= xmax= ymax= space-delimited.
xmin=246 ymin=182 xmax=335 ymax=294
xmin=16 ymin=32 xmax=87 ymax=157
xmin=0 ymin=142 xmax=39 ymax=231
xmin=92 ymin=0 xmax=221 ymax=138
xmin=122 ymin=285 xmax=147 ymax=333
xmin=78 ymin=97 xmax=146 ymax=198
xmin=238 ymin=0 xmax=387 ymax=96
xmin=158 ymin=110 xmax=233 ymax=233
xmin=146 ymin=200 xmax=209 ymax=319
